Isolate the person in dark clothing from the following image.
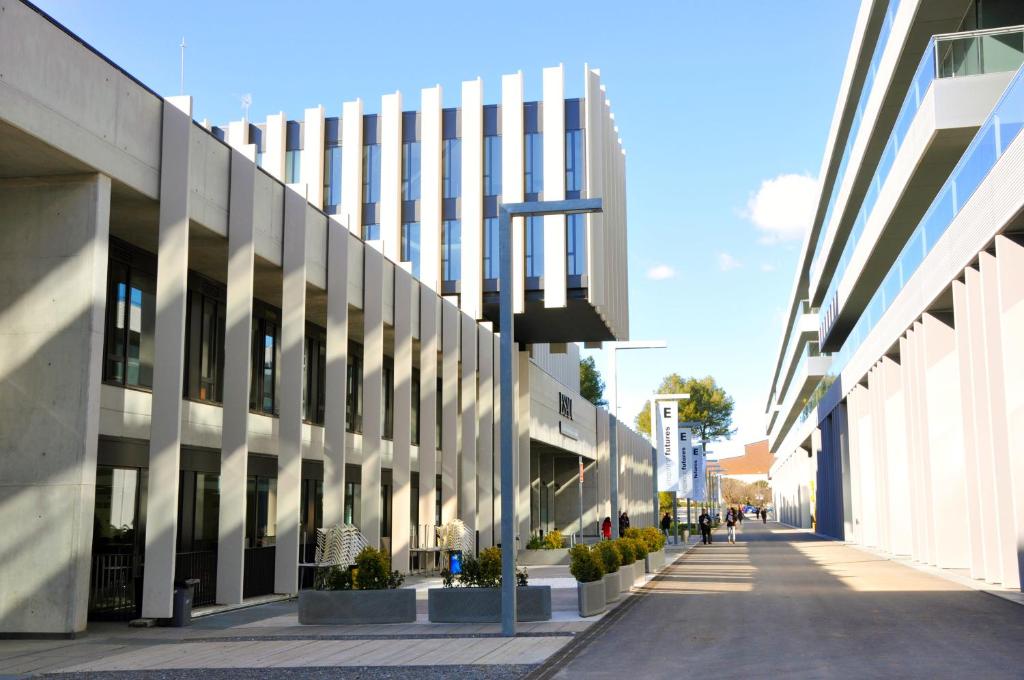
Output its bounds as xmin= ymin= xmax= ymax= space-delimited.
xmin=698 ymin=510 xmax=712 ymax=544
xmin=623 ymin=511 xmax=631 ymax=531
xmin=661 ymin=512 xmax=672 ymax=536
xmin=762 ymin=507 xmax=768 ymax=524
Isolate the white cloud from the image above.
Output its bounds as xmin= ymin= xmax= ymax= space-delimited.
xmin=718 ymin=252 xmax=741 ymax=272
xmin=743 ymin=173 xmax=819 ymax=243
xmin=646 ymin=264 xmax=676 ymax=281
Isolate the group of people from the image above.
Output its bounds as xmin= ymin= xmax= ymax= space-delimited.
xmin=600 ymin=511 xmax=631 ymax=540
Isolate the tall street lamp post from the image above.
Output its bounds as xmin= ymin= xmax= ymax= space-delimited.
xmin=497 ymin=198 xmax=602 ymax=638
xmin=605 ymin=341 xmax=667 ymax=538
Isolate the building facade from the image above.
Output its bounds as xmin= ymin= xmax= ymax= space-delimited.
xmin=0 ymin=1 xmax=654 ymax=636
xmin=766 ymin=0 xmax=1024 ymax=591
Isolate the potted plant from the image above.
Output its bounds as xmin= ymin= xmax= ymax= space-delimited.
xmin=519 ymin=530 xmax=570 ymax=566
xmin=428 ymin=547 xmax=551 ymax=622
xmin=298 ymin=547 xmax=415 ymax=624
xmin=626 ymin=527 xmax=666 ymax=572
xmin=593 ymin=540 xmax=621 ymax=603
xmin=569 ymin=544 xmax=605 ymax=617
xmin=615 ymin=538 xmax=637 ymax=591
xmin=628 ymin=537 xmax=648 ymax=581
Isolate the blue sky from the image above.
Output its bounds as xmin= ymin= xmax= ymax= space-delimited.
xmin=38 ymin=0 xmax=859 ymax=457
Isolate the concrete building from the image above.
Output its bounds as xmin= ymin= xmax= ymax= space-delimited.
xmin=0 ymin=1 xmax=654 ymax=636
xmin=766 ymin=0 xmax=1024 ymax=591
xmin=718 ymin=440 xmax=773 ymax=484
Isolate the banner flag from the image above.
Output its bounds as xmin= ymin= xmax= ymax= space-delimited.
xmin=655 ymin=401 xmax=679 ymax=491
xmin=693 ymin=443 xmax=706 ymax=502
xmin=677 ymin=426 xmax=693 ymax=498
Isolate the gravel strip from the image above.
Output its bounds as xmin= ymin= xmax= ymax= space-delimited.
xmin=41 ymin=664 xmax=536 ymax=679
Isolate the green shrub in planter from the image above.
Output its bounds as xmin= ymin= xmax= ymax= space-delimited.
xmin=568 ymin=544 xmax=604 ymax=583
xmin=628 ymin=537 xmax=648 ymax=561
xmin=444 ymin=546 xmax=528 ymax=588
xmin=625 ymin=527 xmax=665 ymax=553
xmin=354 ymin=547 xmax=405 ymax=590
xmin=594 ymin=540 xmax=621 ymax=573
xmin=543 ymin=530 xmax=565 ymax=550
xmin=616 ymin=538 xmax=635 ymax=565
xmin=526 ymin=534 xmax=544 ymax=550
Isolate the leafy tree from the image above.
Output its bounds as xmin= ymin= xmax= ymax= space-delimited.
xmin=579 ymin=356 xmax=607 ymax=406
xmin=635 ymin=375 xmax=735 ymax=452
xmin=722 ymin=478 xmax=773 ymax=507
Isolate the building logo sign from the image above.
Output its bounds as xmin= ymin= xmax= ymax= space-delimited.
xmin=559 ymin=392 xmax=574 ymax=420
xmin=656 ymin=400 xmax=679 ymax=490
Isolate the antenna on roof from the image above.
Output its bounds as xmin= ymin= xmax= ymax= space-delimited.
xmin=241 ymin=94 xmax=252 ymax=121
xmin=179 ymin=37 xmax=186 ymax=95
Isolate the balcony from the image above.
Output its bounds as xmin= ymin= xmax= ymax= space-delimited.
xmin=818 ymin=26 xmax=1024 ymax=350
xmin=767 ymin=302 xmax=820 ymax=413
xmin=769 ymin=347 xmax=832 ymax=451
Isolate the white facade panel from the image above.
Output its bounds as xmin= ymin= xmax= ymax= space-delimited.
xmin=380 ymin=92 xmax=402 ymax=262
xmin=420 ymin=86 xmax=443 ymax=292
xmin=341 ymin=99 xmax=364 ymax=234
xmin=542 ymin=65 xmax=567 ymax=309
xmin=303 ymin=105 xmax=326 ymax=209
xmin=501 ymin=72 xmax=526 ymax=313
xmin=461 ymin=78 xmax=484 ymax=319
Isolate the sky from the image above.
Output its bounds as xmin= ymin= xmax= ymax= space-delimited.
xmin=36 ymin=0 xmax=860 ymax=458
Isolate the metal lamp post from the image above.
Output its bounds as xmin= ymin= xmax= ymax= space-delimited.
xmin=605 ymin=341 xmax=667 ymax=538
xmin=497 ymin=198 xmax=602 ymax=638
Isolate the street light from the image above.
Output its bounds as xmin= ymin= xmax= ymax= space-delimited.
xmin=497 ymin=198 xmax=602 ymax=638
xmin=604 ymin=341 xmax=668 ymax=539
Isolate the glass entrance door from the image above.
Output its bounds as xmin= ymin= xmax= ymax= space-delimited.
xmin=89 ymin=466 xmax=147 ymax=620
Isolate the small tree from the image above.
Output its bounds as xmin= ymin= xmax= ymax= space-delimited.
xmin=635 ymin=374 xmax=735 ymax=454
xmin=579 ymin=356 xmax=607 ymax=406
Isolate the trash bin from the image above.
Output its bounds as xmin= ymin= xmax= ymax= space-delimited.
xmin=448 ymin=550 xmax=463 ymax=576
xmin=170 ymin=578 xmax=200 ymax=627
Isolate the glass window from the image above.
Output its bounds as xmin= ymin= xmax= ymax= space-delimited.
xmin=412 ymin=368 xmax=421 ymax=446
xmin=323 ymin=144 xmax=342 ymax=212
xmin=436 ymin=377 xmax=442 ymax=450
xmin=344 ymin=480 xmax=361 ymax=526
xmin=402 ymin=222 xmax=421 ymax=278
xmin=363 ymin=223 xmax=380 ymax=241
xmin=383 ymin=361 xmax=394 ymax=440
xmin=525 ymin=132 xmax=543 ymax=194
xmin=285 ymin=150 xmax=302 ymax=184
xmin=442 ymin=219 xmax=461 ymax=282
xmin=525 ymin=216 xmax=544 ymax=278
xmin=347 ymin=346 xmax=363 ymax=433
xmin=566 ymin=213 xmax=587 ymax=276
xmin=246 ymin=475 xmax=277 ymax=548
xmin=484 ymin=135 xmax=501 ymax=196
xmin=443 ymin=138 xmax=461 ymax=199
xmin=363 ymin=143 xmax=381 ymax=203
xmin=565 ymin=129 xmax=585 ymax=193
xmin=483 ymin=217 xmax=499 ymax=279
xmin=249 ymin=314 xmax=279 ymax=416
xmin=93 ymin=466 xmax=141 ymax=551
xmin=403 ymin=141 xmax=421 ymax=201
xmin=103 ymin=257 xmax=156 ymax=389
xmin=184 ymin=288 xmax=226 ymax=404
xmin=177 ymin=471 xmax=220 ymax=552
xmin=303 ymin=333 xmax=327 ymax=425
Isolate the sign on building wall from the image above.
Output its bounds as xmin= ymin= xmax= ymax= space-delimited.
xmin=677 ymin=426 xmax=693 ymax=498
xmin=655 ymin=401 xmax=679 ymax=491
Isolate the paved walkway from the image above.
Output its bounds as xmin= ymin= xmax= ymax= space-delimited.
xmin=541 ymin=521 xmax=1024 ymax=679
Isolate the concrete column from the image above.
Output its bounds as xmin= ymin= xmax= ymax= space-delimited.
xmin=380 ymin=92 xmax=402 ymax=262
xmin=303 ymin=106 xmax=326 ymax=209
xmin=0 ymin=174 xmax=110 ymax=635
xmin=870 ymin=364 xmax=892 ymax=552
xmin=517 ymin=350 xmax=532 ymax=546
xmin=881 ymin=355 xmax=913 ymax=557
xmin=264 ymin=112 xmax=286 ymax=182
xmin=461 ymin=78 xmax=484 ymax=319
xmin=911 ymin=321 xmax=936 ymax=565
xmin=274 ymin=188 xmax=307 ymax=594
xmin=901 ymin=328 xmax=925 ymax=563
xmin=501 ymin=72 xmax=526 ymax=314
xmin=340 ymin=99 xmax=364 ymax=234
xmin=142 ymin=97 xmax=192 ymax=619
xmin=993 ymin=235 xmax=1024 ymax=590
xmin=440 ymin=300 xmax=459 ymax=521
xmin=392 ymin=270 xmax=414 ymax=572
xmin=844 ymin=385 xmax=865 ymax=545
xmin=920 ymin=312 xmax=968 ymax=569
xmin=492 ymin=332 xmax=502 ymax=538
xmin=419 ymin=289 xmax=439 ymax=533
xmin=979 ymin=251 xmax=1020 ymax=588
xmin=478 ymin=328 xmax=495 ymax=547
xmin=542 ymin=65 xmax=567 ymax=309
xmin=323 ymin=219 xmax=349 ymax=527
xmin=859 ymin=377 xmax=878 ymax=548
xmin=361 ymin=248 xmax=386 ymax=548
xmin=460 ymin=315 xmax=478 ymax=533
xmin=217 ymin=150 xmax=257 ymax=605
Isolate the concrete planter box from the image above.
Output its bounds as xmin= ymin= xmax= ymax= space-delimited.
xmin=518 ymin=548 xmax=570 ymax=566
xmin=619 ymin=562 xmax=638 ymax=592
xmin=576 ymin=579 xmax=605 ymax=617
xmin=427 ymin=586 xmax=552 ymax=623
xmin=297 ymin=588 xmax=416 ymax=625
xmin=603 ymin=571 xmax=621 ymax=602
xmin=645 ymin=549 xmax=665 ymax=573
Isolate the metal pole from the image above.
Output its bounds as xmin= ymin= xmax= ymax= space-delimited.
xmin=687 ymin=498 xmax=691 ymax=543
xmin=578 ymin=455 xmax=584 ymax=544
xmin=651 ymin=445 xmax=658 ymax=530
xmin=498 ymin=206 xmax=516 ymax=637
xmin=608 ymin=349 xmax=619 ymax=538
xmin=672 ymin=491 xmax=679 ymax=545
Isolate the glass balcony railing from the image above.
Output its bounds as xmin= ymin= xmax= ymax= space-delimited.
xmin=818 ymin=25 xmax=1024 ymax=344
xmin=822 ymin=60 xmax=1024 ymax=389
xmin=810 ymin=0 xmax=904 ymax=279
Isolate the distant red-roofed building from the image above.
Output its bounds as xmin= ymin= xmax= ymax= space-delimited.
xmin=717 ymin=440 xmax=774 ymax=483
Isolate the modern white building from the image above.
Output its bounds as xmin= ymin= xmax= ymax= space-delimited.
xmin=0 ymin=0 xmax=654 ymax=636
xmin=766 ymin=0 xmax=1024 ymax=592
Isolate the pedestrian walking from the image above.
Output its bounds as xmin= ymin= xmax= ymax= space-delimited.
xmin=661 ymin=512 xmax=672 ymax=537
xmin=726 ymin=508 xmax=737 ymax=544
xmin=602 ymin=516 xmax=612 ymax=540
xmin=623 ymin=511 xmax=631 ymax=532
xmin=618 ymin=511 xmax=626 ymax=537
xmin=762 ymin=507 xmax=768 ymax=524
xmin=698 ymin=509 xmax=712 ymax=545
xmin=737 ymin=507 xmax=744 ymax=525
